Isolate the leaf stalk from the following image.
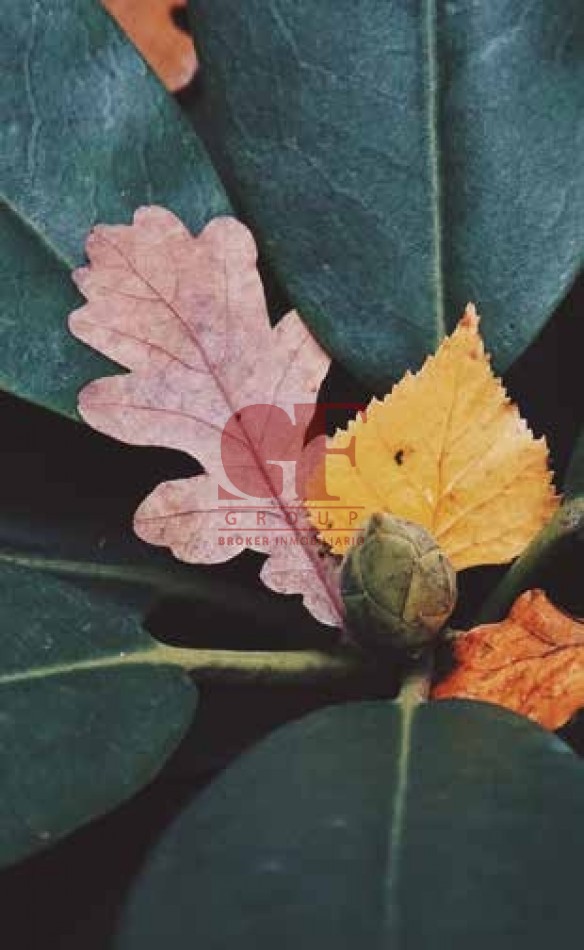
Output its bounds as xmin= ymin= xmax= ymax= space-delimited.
xmin=156 ymin=643 xmax=376 ymax=684
xmin=474 ymin=498 xmax=584 ymax=625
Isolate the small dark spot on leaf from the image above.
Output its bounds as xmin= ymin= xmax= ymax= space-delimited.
xmin=394 ymin=449 xmax=404 ymax=465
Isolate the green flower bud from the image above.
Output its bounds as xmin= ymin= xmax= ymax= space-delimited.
xmin=341 ymin=513 xmax=457 ymax=651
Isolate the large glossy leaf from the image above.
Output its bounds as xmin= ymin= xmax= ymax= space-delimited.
xmin=189 ymin=0 xmax=584 ymax=389
xmin=0 ymin=561 xmax=197 ymax=869
xmin=0 ymin=0 xmax=230 ymax=417
xmin=117 ymin=698 xmax=584 ymax=949
xmin=0 ymin=395 xmax=326 ymax=852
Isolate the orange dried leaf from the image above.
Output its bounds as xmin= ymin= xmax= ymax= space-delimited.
xmin=307 ymin=307 xmax=558 ymax=568
xmin=432 ymin=590 xmax=584 ymax=730
xmin=103 ymin=0 xmax=196 ymax=92
xmin=69 ymin=208 xmax=342 ymax=627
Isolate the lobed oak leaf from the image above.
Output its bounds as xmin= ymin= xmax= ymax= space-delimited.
xmin=102 ymin=0 xmax=197 ymax=92
xmin=306 ymin=306 xmax=559 ymax=569
xmin=69 ymin=207 xmax=343 ymax=627
xmin=432 ymin=590 xmax=584 ymax=730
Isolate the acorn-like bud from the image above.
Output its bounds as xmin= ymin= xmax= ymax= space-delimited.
xmin=341 ymin=513 xmax=457 ymax=651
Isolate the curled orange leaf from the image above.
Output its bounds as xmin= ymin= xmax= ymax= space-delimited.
xmin=432 ymin=590 xmax=584 ymax=730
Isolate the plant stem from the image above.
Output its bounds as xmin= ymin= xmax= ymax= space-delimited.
xmin=155 ymin=643 xmax=375 ymax=684
xmin=397 ymin=649 xmax=434 ymax=708
xmin=474 ymin=497 xmax=584 ymax=625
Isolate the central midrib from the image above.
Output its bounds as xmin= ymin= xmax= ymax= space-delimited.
xmin=1 ymin=194 xmax=76 ymax=276
xmin=0 ymin=648 xmax=170 ymax=687
xmin=425 ymin=0 xmax=447 ymax=344
xmin=0 ymin=547 xmax=184 ymax=589
xmin=383 ymin=696 xmax=417 ymax=947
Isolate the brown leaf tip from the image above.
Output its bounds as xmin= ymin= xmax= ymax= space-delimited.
xmin=460 ymin=302 xmax=480 ymax=329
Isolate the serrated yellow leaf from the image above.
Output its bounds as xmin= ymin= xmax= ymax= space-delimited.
xmin=306 ymin=306 xmax=559 ymax=570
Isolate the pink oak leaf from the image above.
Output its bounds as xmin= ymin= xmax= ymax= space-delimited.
xmin=69 ymin=207 xmax=343 ymax=626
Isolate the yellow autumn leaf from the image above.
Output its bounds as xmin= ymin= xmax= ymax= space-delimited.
xmin=306 ymin=305 xmax=559 ymax=569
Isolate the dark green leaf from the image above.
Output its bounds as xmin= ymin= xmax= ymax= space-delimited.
xmin=189 ymin=0 xmax=584 ymax=389
xmin=0 ymin=0 xmax=230 ymax=417
xmin=0 ymin=562 xmax=197 ymax=869
xmin=117 ymin=699 xmax=584 ymax=949
xmin=0 ymin=395 xmax=331 ymax=865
